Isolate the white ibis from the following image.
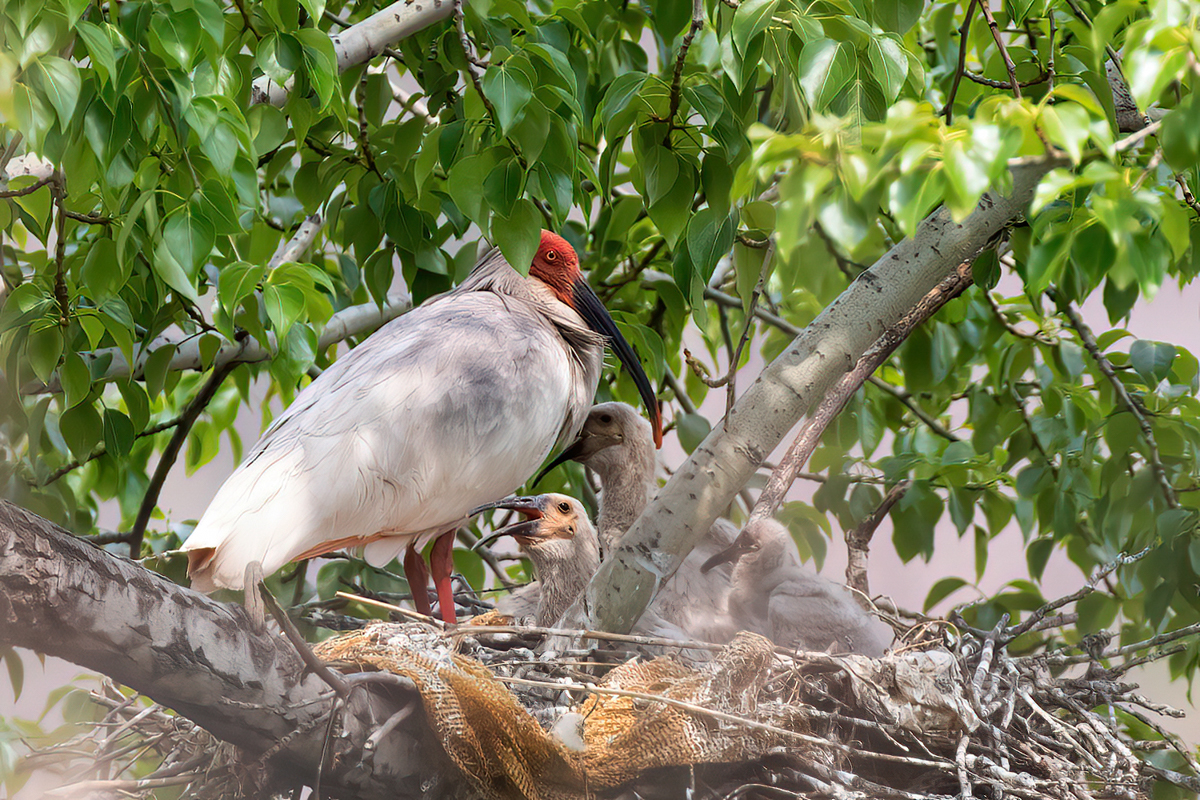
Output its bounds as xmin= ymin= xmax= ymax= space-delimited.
xmin=701 ymin=519 xmax=890 ymax=657
xmin=538 ymin=402 xmax=740 ymax=642
xmin=182 ymin=231 xmax=662 ymax=623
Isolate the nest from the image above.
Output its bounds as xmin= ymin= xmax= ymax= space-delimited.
xmin=19 ymin=603 xmax=1200 ymax=800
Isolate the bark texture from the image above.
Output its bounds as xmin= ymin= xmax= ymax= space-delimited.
xmin=0 ymin=501 xmax=446 ymax=800
xmin=567 ymin=156 xmax=1065 ymax=635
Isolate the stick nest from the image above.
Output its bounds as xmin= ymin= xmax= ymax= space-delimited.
xmin=20 ymin=607 xmax=1200 ymax=800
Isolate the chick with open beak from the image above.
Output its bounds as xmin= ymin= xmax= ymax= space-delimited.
xmin=472 ymin=494 xmax=600 ymax=627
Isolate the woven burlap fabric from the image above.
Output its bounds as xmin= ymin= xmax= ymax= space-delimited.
xmin=314 ymin=625 xmax=789 ymax=800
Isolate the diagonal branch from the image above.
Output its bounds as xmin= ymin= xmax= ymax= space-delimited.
xmin=1051 ymin=291 xmax=1179 ymax=510
xmin=748 ymin=260 xmax=973 ymax=526
xmin=943 ymin=0 xmax=979 ymax=122
xmin=128 ymin=360 xmax=239 ymax=557
xmin=978 ymin=0 xmax=1021 ymax=98
xmin=250 ymin=0 xmax=456 ymax=106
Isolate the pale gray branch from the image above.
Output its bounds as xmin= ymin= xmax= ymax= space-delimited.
xmin=250 ymin=0 xmax=455 ymax=106
xmin=23 ymin=292 xmax=411 ymax=395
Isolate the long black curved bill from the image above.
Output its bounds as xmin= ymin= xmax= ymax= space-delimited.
xmin=532 ymin=438 xmax=588 ymax=486
xmin=572 ymin=280 xmax=663 ymax=448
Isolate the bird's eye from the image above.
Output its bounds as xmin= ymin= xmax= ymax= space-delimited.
xmin=558 ymin=501 xmax=571 ymax=513
xmin=545 ymin=250 xmax=558 ymax=261
xmin=599 ymin=414 xmax=612 ymax=423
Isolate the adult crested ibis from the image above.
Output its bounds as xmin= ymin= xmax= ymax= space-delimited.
xmin=182 ymin=231 xmax=662 ymax=623
xmin=539 ymin=401 xmax=740 ymax=641
xmin=701 ymin=519 xmax=890 ymax=657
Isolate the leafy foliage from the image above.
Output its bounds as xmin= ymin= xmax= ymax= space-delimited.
xmin=2 ymin=0 xmax=1200 ymax=710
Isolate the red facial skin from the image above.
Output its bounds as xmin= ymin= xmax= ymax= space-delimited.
xmin=528 ymin=230 xmax=581 ymax=306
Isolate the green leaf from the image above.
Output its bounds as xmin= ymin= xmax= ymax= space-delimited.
xmin=651 ymin=0 xmax=690 ymax=44
xmin=3 ymin=648 xmax=23 ymax=702
xmin=866 ymin=35 xmax=907 ymax=104
xmin=872 ymin=0 xmax=923 ymax=33
xmin=102 ymin=408 xmax=135 ymax=458
xmin=31 ymin=56 xmax=81 ymax=128
xmin=732 ymin=0 xmax=778 ymax=55
xmin=295 ymin=28 xmax=338 ymax=109
xmin=26 ymin=326 xmax=63 ymax=385
xmin=643 ymin=145 xmax=679 ymax=207
xmin=924 ymin=577 xmax=968 ymax=612
xmin=677 ymin=412 xmax=711 ymax=453
xmin=1004 ymin=0 xmax=1037 ymax=25
xmin=75 ymin=22 xmax=117 ymax=85
xmin=648 ymin=165 xmax=695 ymax=249
xmin=1129 ymin=339 xmax=1176 ymax=386
xmin=447 ymin=154 xmax=490 ymax=223
xmin=491 ymin=200 xmax=541 ymax=275
xmin=798 ymin=39 xmax=854 ymax=112
xmin=482 ymin=63 xmax=534 ymax=134
xmin=483 ymin=158 xmax=525 ymax=218
xmin=263 ymin=283 xmax=306 ymax=339
xmin=150 ymin=8 xmax=201 ymax=69
xmin=60 ymin=351 xmax=91 ymax=409
xmin=59 ymin=402 xmax=102 ymax=460
xmin=686 ymin=207 xmax=735 ymax=282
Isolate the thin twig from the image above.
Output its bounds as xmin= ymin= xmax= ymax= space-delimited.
xmin=978 ymin=0 xmax=1021 ymax=98
xmin=0 ymin=175 xmax=54 ymax=198
xmin=259 ymin=583 xmax=353 ymax=700
xmin=866 ymin=377 xmax=960 ymax=441
xmin=665 ymin=0 xmax=705 ymax=131
xmin=128 ymin=360 xmax=239 ymax=556
xmin=36 ymin=413 xmax=190 ymax=486
xmin=845 ymin=480 xmax=910 ymax=599
xmin=724 ymin=241 xmax=775 ymax=419
xmin=1176 ymin=174 xmax=1200 ymax=218
xmin=1052 ymin=292 xmax=1179 ymax=509
xmin=943 ymin=0 xmax=979 ymax=122
xmin=1006 ymin=546 xmax=1151 ymax=642
xmin=964 ymin=69 xmax=1048 ymax=90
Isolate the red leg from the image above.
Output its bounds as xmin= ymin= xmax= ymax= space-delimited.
xmin=402 ymin=543 xmax=432 ymax=618
xmin=429 ymin=533 xmax=458 ymax=625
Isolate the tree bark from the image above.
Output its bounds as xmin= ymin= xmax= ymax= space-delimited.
xmin=0 ymin=501 xmax=446 ymax=800
xmin=22 ymin=291 xmax=411 ymax=395
xmin=566 ymin=155 xmax=1066 ymax=635
xmin=250 ymin=0 xmax=455 ymax=106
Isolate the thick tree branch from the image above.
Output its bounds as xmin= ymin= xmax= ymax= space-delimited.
xmin=250 ymin=0 xmax=456 ymax=107
xmin=23 ymin=291 xmax=411 ymax=395
xmin=0 ymin=501 xmax=442 ymax=799
xmin=564 ymin=154 xmax=1065 ymax=635
xmin=268 ymin=213 xmax=324 ymax=268
xmin=748 ymin=260 xmax=973 ymax=526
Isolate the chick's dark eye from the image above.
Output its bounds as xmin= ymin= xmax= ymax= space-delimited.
xmin=599 ymin=414 xmax=612 ymax=423
xmin=558 ymin=502 xmax=571 ymax=513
